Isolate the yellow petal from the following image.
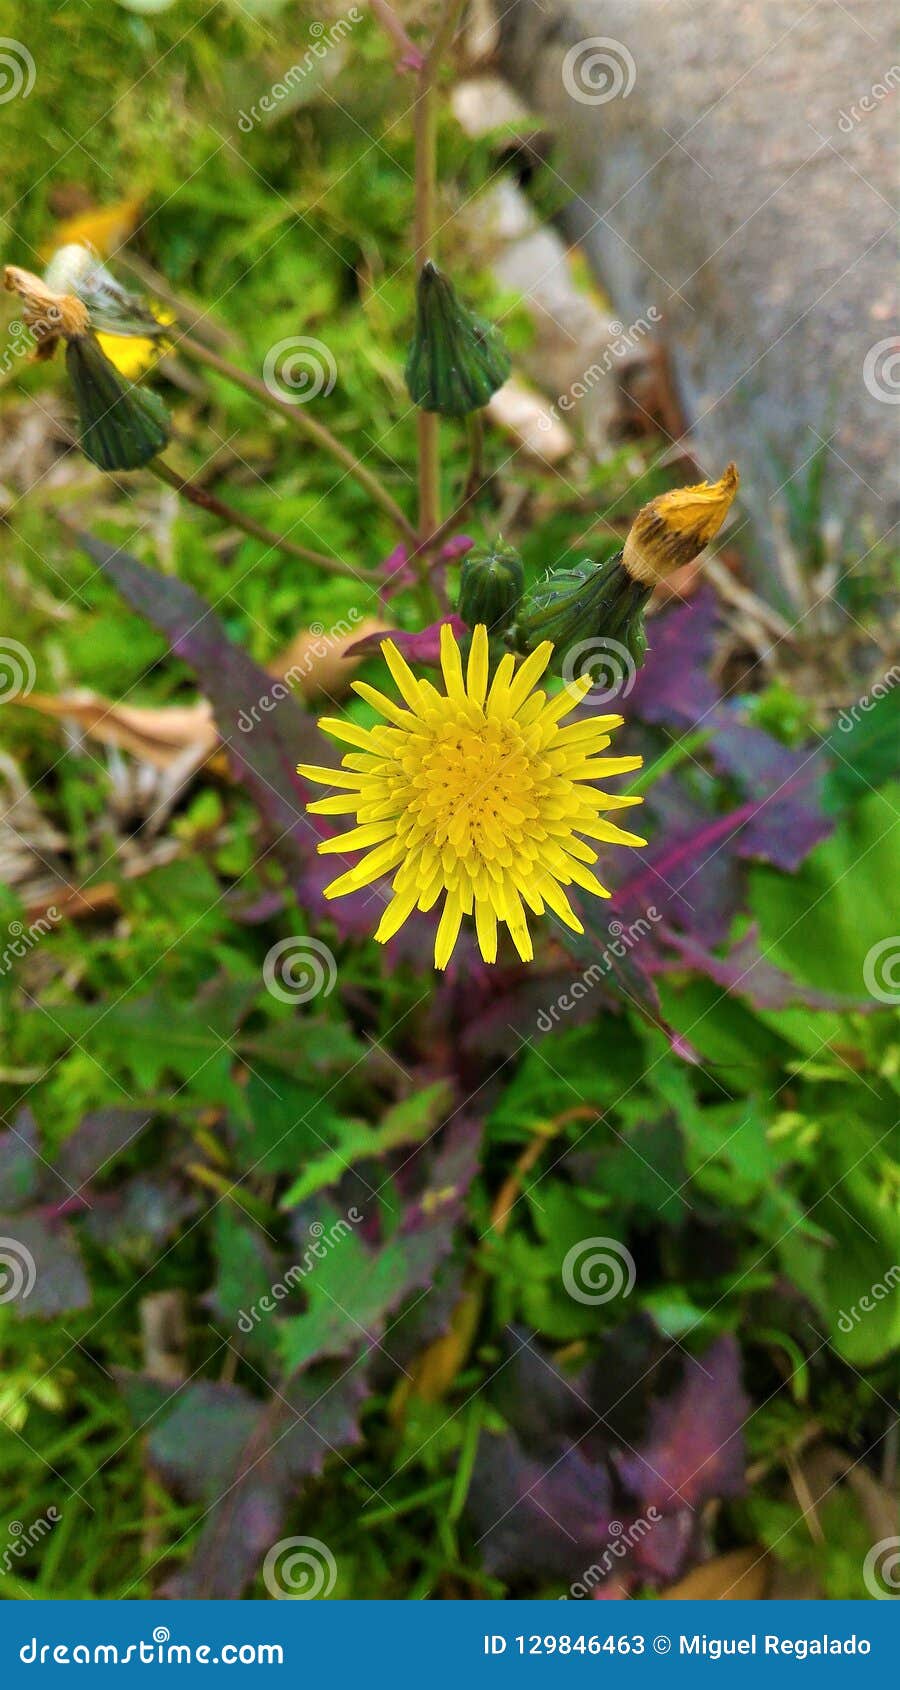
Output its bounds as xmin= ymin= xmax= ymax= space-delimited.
xmin=317 ymin=820 xmax=397 ymax=855
xmin=323 ymin=839 xmax=407 ymax=898
xmin=439 ymin=621 xmax=467 ymax=706
xmin=298 ymin=762 xmax=372 ymax=788
xmin=466 ymin=624 xmax=489 ymax=707
xmin=381 ymin=639 xmax=426 ymax=712
xmin=317 ymin=717 xmax=382 ymax=752
xmin=351 ymin=680 xmax=415 ymax=728
xmin=374 ymin=886 xmax=419 ymax=945
xmin=505 ymin=643 xmax=553 ymax=715
xmin=434 ymin=892 xmax=464 ymax=969
xmin=485 ymin=653 xmax=516 ymax=717
xmin=474 ymin=897 xmax=498 ymax=963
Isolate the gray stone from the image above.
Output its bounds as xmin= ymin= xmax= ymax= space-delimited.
xmin=497 ymin=0 xmax=899 ymax=605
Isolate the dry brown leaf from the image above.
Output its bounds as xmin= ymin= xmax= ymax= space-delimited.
xmin=660 ymin=1548 xmax=769 ymax=1600
xmin=390 ymin=1286 xmax=484 ymax=1421
xmin=9 ymin=618 xmax=387 ymax=772
xmin=11 ymin=692 xmax=217 ymax=769
xmin=268 ymin=615 xmax=388 ymax=697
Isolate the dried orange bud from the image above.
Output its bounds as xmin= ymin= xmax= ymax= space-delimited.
xmin=623 ymin=462 xmax=740 ymax=585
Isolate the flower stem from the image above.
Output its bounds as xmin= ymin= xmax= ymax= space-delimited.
xmin=148 ymin=458 xmax=370 ymax=581
xmin=176 ymin=332 xmax=418 ymax=546
xmin=412 ymin=0 xmax=467 ymax=544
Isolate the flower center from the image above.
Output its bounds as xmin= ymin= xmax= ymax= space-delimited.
xmin=395 ymin=713 xmax=541 ymax=871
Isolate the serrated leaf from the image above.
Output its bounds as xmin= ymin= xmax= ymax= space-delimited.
xmin=281 ymin=1079 xmax=452 ymax=1206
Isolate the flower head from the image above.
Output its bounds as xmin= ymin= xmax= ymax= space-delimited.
xmin=299 ymin=623 xmax=645 ymax=970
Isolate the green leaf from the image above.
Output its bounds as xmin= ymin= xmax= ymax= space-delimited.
xmin=824 ymin=683 xmax=900 ymax=809
xmin=281 ymin=1080 xmax=452 ymax=1206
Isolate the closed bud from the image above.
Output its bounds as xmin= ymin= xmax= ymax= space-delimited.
xmin=458 ymin=539 xmax=524 ymax=634
xmin=405 ymin=261 xmax=511 ymax=417
xmin=513 ymin=554 xmax=650 ymax=668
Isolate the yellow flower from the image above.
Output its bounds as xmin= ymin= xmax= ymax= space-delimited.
xmin=299 ymin=624 xmax=645 ymax=970
xmin=95 ymin=327 xmax=167 ymax=380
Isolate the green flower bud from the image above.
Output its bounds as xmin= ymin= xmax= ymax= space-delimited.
xmin=511 ymin=553 xmax=651 ymax=669
xmin=66 ymin=334 xmax=170 ymax=471
xmin=405 ymin=261 xmax=511 ymax=417
xmin=458 ymin=539 xmax=524 ymax=634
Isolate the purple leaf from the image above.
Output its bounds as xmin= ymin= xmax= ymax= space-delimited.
xmin=471 ymin=1434 xmax=617 ymax=1582
xmin=80 ymin=532 xmax=323 ymax=888
xmin=162 ymin=1367 xmax=368 ymax=1598
xmin=663 ymin=925 xmax=871 ymax=1011
xmin=467 ymin=1329 xmax=749 ymax=1592
xmin=0 ymin=1108 xmax=41 ymax=1209
xmin=346 ymin=616 xmax=467 ymax=667
xmin=615 ymin=1335 xmax=749 ymax=1514
xmin=0 ymin=1211 xmax=90 ymax=1318
xmin=630 ymin=588 xmax=832 ymax=871
xmin=54 ymin=1108 xmax=153 ymax=1191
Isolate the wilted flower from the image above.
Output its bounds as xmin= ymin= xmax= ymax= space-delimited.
xmin=299 ymin=623 xmax=644 ymax=969
xmin=3 ymin=261 xmax=170 ymax=471
xmin=44 ymin=242 xmax=170 ymax=379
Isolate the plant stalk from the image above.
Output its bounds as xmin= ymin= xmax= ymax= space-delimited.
xmin=412 ymin=0 xmax=467 ymax=545
xmin=176 ymin=333 xmax=417 ymax=546
xmin=149 ymin=458 xmax=370 ymax=581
